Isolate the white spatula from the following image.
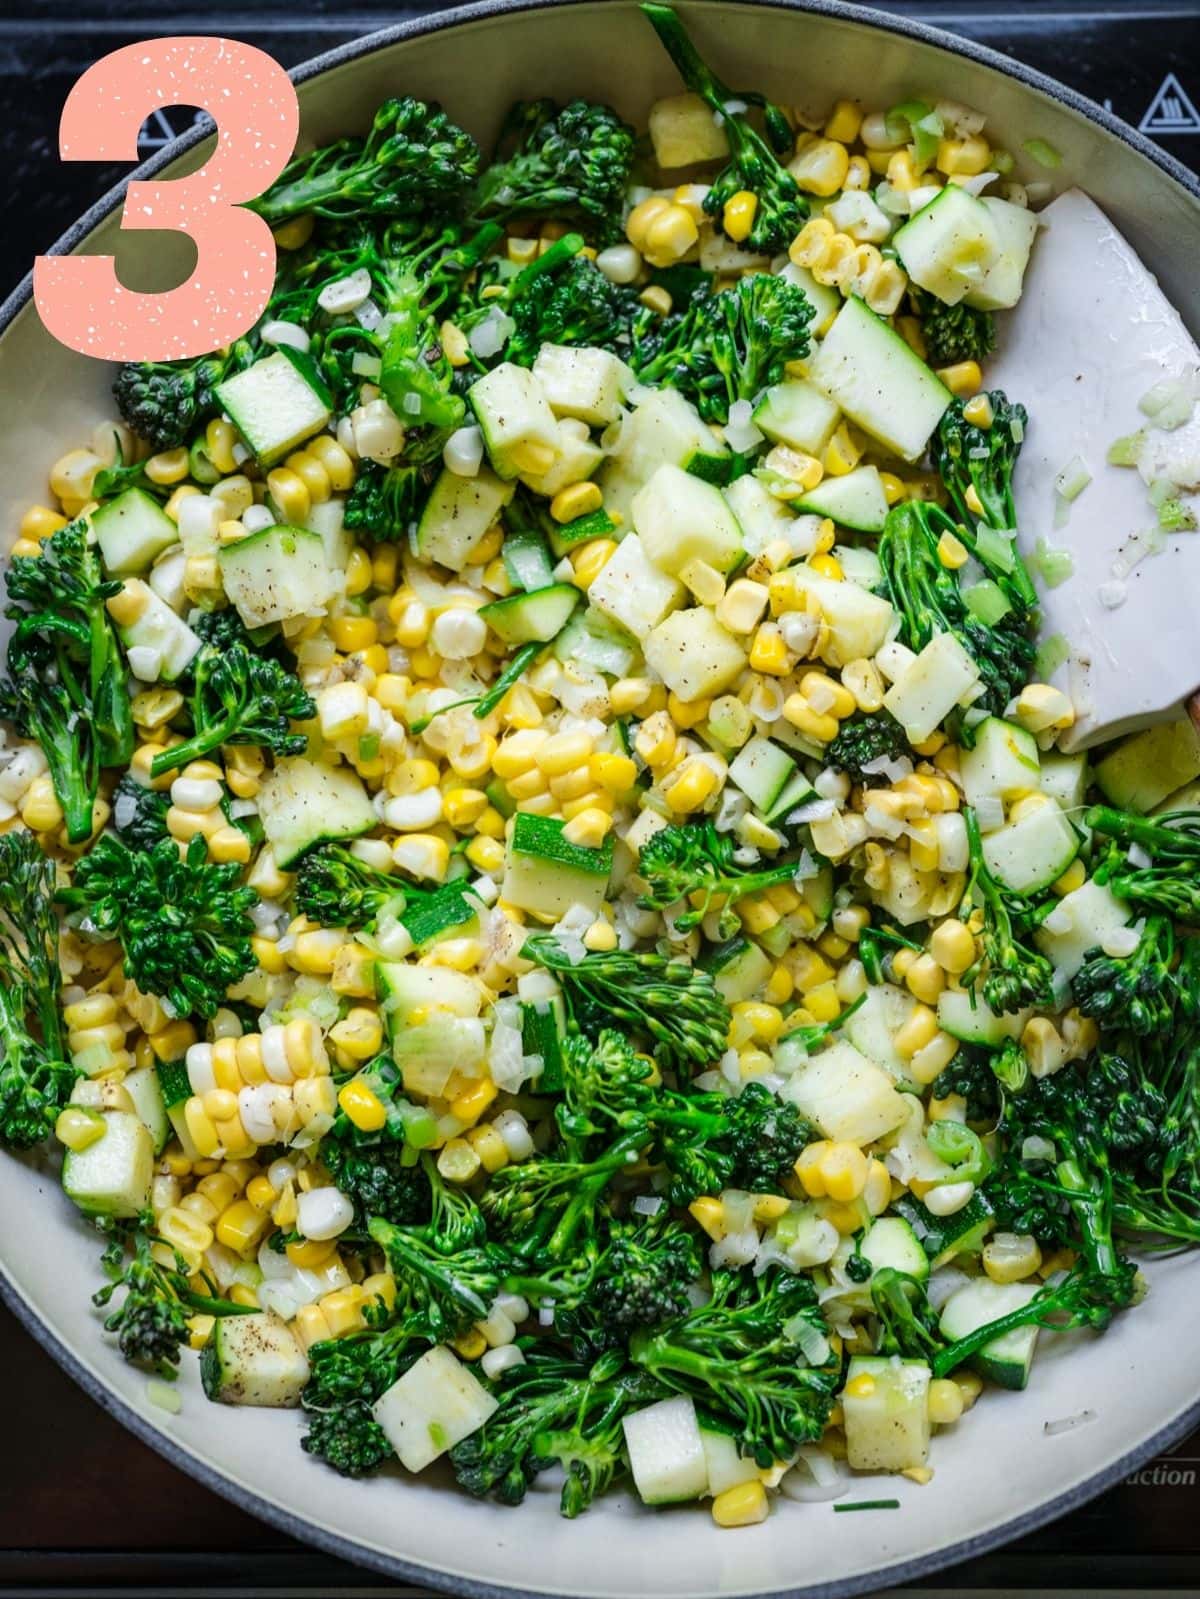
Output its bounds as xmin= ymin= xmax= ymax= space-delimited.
xmin=984 ymin=188 xmax=1200 ymax=752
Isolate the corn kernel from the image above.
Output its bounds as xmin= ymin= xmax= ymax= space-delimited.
xmin=937 ymin=135 xmax=992 ymax=176
xmin=722 ymin=189 xmax=759 ymax=242
xmin=688 ymin=1197 xmax=724 ymax=1240
xmin=894 ymin=1004 xmax=939 ymax=1061
xmin=749 ymin=623 xmax=792 ymax=676
xmin=550 ymin=480 xmax=603 ymax=524
xmin=824 ymin=100 xmax=863 ymax=144
xmin=936 ymin=360 xmax=983 ymax=397
xmin=712 ymin=1480 xmax=769 ymax=1527
xmin=928 ymin=1378 xmax=965 ymax=1426
xmin=790 ymin=138 xmax=850 ymax=197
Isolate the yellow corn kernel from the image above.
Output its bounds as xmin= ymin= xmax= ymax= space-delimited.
xmin=20 ymin=503 xmax=69 ymax=541
xmin=781 ymin=694 xmax=837 ymax=744
xmin=712 ymin=1480 xmax=769 ymax=1528
xmin=188 ymin=1313 xmax=216 ymax=1350
xmin=244 ymin=1174 xmax=275 ymax=1211
xmin=450 ymin=1077 xmax=499 ymax=1129
xmin=550 ymin=480 xmax=602 ymax=524
xmin=289 ymin=929 xmax=344 ymax=977
xmin=749 ymin=623 xmax=792 ymax=676
xmin=451 ymin=1327 xmax=488 ymax=1361
xmin=536 ymin=729 xmax=596 ymax=778
xmin=634 ymin=711 xmax=677 ymax=770
xmin=607 ymin=676 xmax=652 ymax=715
xmin=1053 ymin=859 xmax=1087 ymax=897
xmin=886 ymin=149 xmax=922 ymax=192
xmin=843 ymin=1372 xmax=876 ymax=1401
xmin=459 ymin=836 xmax=503 ymax=879
xmin=664 ymin=758 xmax=721 ymax=815
xmin=293 ymin=1303 xmax=333 ymax=1351
xmin=560 ymin=807 xmax=613 ymax=849
xmin=337 ymin=1080 xmax=388 ymax=1137
xmin=790 ymin=138 xmax=850 ymax=197
xmin=328 ymin=614 xmax=378 ymax=655
xmin=149 ymin=1020 xmax=197 ymax=1064
xmin=936 ymin=360 xmax=983 ymax=397
xmin=819 ymin=1142 xmax=869 ymax=1202
xmin=908 ymin=1029 xmax=959 ymax=1085
xmin=249 ymin=934 xmax=287 ymax=976
xmin=330 ymin=1007 xmax=384 ymax=1064
xmin=804 ymin=981 xmax=841 ymax=1024
xmin=824 ymin=99 xmax=863 ymax=144
xmin=894 ymin=1004 xmax=938 ymax=1061
xmin=565 ymin=537 xmax=616 ymax=592
xmin=688 ymin=1196 xmax=724 ymax=1240
xmin=722 ymin=189 xmax=759 ymax=242
xmin=272 ymin=212 xmax=314 ymax=251
xmin=215 ymin=1199 xmax=269 ymax=1253
xmin=207 ymin=825 xmax=252 ymax=865
xmin=587 ymin=751 xmax=636 ymax=794
xmin=55 ymin=1106 xmax=106 ymax=1152
xmin=286 ymin=1237 xmax=338 ymax=1271
xmin=905 ymin=952 xmax=946 ymax=1006
xmin=438 ymin=1137 xmax=483 ymax=1184
xmin=927 ymin=1378 xmax=965 ymax=1427
xmin=962 ymin=391 xmax=995 ymax=429
xmin=159 ymin=1204 xmax=215 ymax=1258
xmin=937 ymin=135 xmax=992 ymax=176
xmin=638 ymin=202 xmax=700 ymax=267
xmin=862 ymin=1157 xmax=891 ymax=1217
xmin=799 ymin=670 xmax=855 ymax=721
xmin=930 ymin=918 xmax=975 ymax=975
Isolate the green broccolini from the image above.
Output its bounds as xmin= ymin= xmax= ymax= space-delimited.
xmin=58 ymin=835 xmax=257 ymax=1022
xmin=642 ymin=2 xmax=806 ymax=254
xmin=301 ymin=1305 xmax=434 ymax=1476
xmin=0 ymin=830 xmax=66 ymax=1056
xmin=1073 ymin=914 xmax=1176 ymax=1036
xmin=635 ymin=821 xmax=801 ymax=938
xmin=631 ymin=272 xmax=814 ymax=424
xmin=826 ymin=713 xmax=914 ymax=784
xmin=111 ymin=774 xmax=170 ymax=853
xmin=250 ymin=98 xmax=481 ymax=224
xmin=0 ymin=521 xmax=133 ymax=842
xmin=0 ymin=985 xmax=75 ymax=1151
xmin=960 ymin=807 xmax=1056 ymax=1014
xmin=293 ymin=843 xmax=414 ymax=930
xmin=148 ymin=645 xmax=315 ymax=780
xmin=522 ymin=934 xmax=731 ymax=1074
xmin=1087 ymin=806 xmax=1200 ymax=921
xmin=470 ymin=99 xmax=636 ymax=243
xmin=911 ymin=289 xmax=996 ymax=366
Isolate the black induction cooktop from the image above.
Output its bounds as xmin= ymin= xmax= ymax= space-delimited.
xmin=2 ymin=0 xmax=1200 ymax=1591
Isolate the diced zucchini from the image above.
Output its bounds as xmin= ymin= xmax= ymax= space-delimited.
xmin=842 ymin=1356 xmax=931 ymax=1472
xmin=965 ymin=197 xmax=1040 ymax=312
xmin=1094 ymin=716 xmax=1200 ymax=812
xmin=1154 ymin=777 xmax=1200 ymax=814
xmin=860 ymin=1216 xmax=929 ymax=1282
xmin=723 ymin=474 xmax=801 ymax=557
xmin=727 ymin=736 xmax=798 ymax=813
xmin=218 ymin=525 xmax=332 ymax=628
xmin=394 ymin=1018 xmax=488 ymax=1093
xmin=521 ymin=991 xmax=567 ymax=1092
xmin=373 ymin=1346 xmax=497 ymax=1473
xmin=531 ymin=344 xmax=625 ymax=425
xmin=552 ymin=606 xmax=637 ymax=679
xmin=122 ymin=1064 xmax=170 ymax=1155
xmin=937 ymin=987 xmax=1030 ymax=1045
xmin=502 ymin=525 xmax=555 ymax=593
xmin=834 ymin=543 xmax=882 ymax=589
xmin=401 ymin=884 xmax=479 ymax=950
xmin=766 ymin=770 xmax=820 ymax=824
xmin=501 ymin=813 xmax=613 ymax=919
xmin=894 ymin=185 xmax=1001 ymax=306
xmin=1034 ymin=877 xmax=1132 ymax=980
xmin=545 ymin=506 xmax=617 ymax=560
xmin=896 ymin=1190 xmax=995 ymax=1267
xmin=806 ymin=296 xmax=952 ymax=462
xmin=981 ymin=797 xmax=1079 ymax=894
xmin=753 ymin=378 xmax=840 ymax=456
xmin=377 ymin=961 xmax=482 ymax=1023
xmin=779 ymin=564 xmax=895 ymax=666
xmin=416 ymin=468 xmax=515 ymax=573
xmin=883 ymin=631 xmax=981 ymax=744
xmin=960 ymin=716 xmax=1041 ymax=816
xmin=700 ymin=937 xmax=773 ymax=1004
xmin=200 ymin=1312 xmax=310 ymax=1407
xmin=479 ymin=583 xmax=580 ymax=646
xmin=303 ymin=496 xmax=353 ymax=573
xmin=648 ymin=92 xmax=730 ymax=168
xmin=520 ymin=419 xmax=605 ymax=498
xmin=91 ymin=487 xmax=178 ymax=577
xmin=794 ymin=465 xmax=890 ymax=533
xmin=596 ymin=389 xmax=728 ymax=524
xmin=156 ymin=1058 xmax=198 ymax=1160
xmin=256 ymin=757 xmax=376 ymax=868
xmin=62 ymin=1111 xmax=154 ymax=1219
xmin=779 ymin=260 xmax=842 ymax=337
xmin=644 ymin=608 xmax=747 ymax=703
xmin=587 ymin=532 xmax=684 ymax=640
xmin=700 ymin=1429 xmax=761 ymax=1497
xmin=632 ymin=463 xmax=744 ymax=576
xmin=214 ymin=349 xmax=332 ymax=468
xmin=623 ymin=1395 xmax=709 ymax=1504
xmin=469 ymin=362 xmax=559 ymax=480
xmin=115 ymin=582 xmax=202 ymax=682
xmin=780 ymin=1040 xmax=909 ymax=1144
xmin=1038 ymin=751 xmax=1089 ymax=813
xmin=940 ymin=1278 xmax=1041 ymax=1390
xmin=844 ymin=982 xmax=919 ymax=1084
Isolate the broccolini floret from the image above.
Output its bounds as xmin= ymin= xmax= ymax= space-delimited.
xmin=960 ymin=807 xmax=1056 ymax=1014
xmin=911 ymin=289 xmax=996 ymax=367
xmin=0 ymin=984 xmax=75 ymax=1151
xmin=0 ymin=830 xmax=66 ymax=1056
xmin=59 ymin=835 xmax=257 ymax=1022
xmin=293 ymin=843 xmax=413 ymax=930
xmin=0 ymin=521 xmax=133 ymax=842
xmin=522 ymin=934 xmax=731 ymax=1074
xmin=111 ymin=342 xmax=256 ymax=452
xmin=470 ymin=99 xmax=636 ymax=243
xmin=1087 ymin=805 xmax=1200 ymax=921
xmin=147 ymin=645 xmax=315 ymax=780
xmin=826 ymin=713 xmax=913 ymax=784
xmin=111 ymin=773 xmax=171 ymax=853
xmin=301 ymin=1304 xmax=433 ymax=1476
xmin=631 ymin=272 xmax=813 ymax=424
xmin=642 ymin=3 xmax=806 ymax=255
xmin=635 ymin=821 xmax=801 ymax=939
xmin=1073 ymin=914 xmax=1176 ymax=1037
xmin=250 ymin=98 xmax=480 ymax=224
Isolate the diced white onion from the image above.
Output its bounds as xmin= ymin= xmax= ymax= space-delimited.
xmin=1098 ymin=578 xmax=1127 ymax=610
xmin=1101 ymin=924 xmax=1142 ymax=958
xmin=317 ymin=267 xmax=372 ymax=316
xmin=260 ymin=319 xmax=310 ymax=353
xmin=443 ymin=425 xmax=484 ymax=478
xmin=1044 ymin=1409 xmax=1097 ymax=1437
xmin=780 ymin=1447 xmax=848 ymax=1503
xmin=296 ymin=1187 xmax=354 ymax=1242
xmin=724 ymin=399 xmax=763 ymax=453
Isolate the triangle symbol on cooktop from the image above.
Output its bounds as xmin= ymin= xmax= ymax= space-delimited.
xmin=1138 ymin=72 xmax=1200 ymax=135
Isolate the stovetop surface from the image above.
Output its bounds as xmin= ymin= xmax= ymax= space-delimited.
xmin=2 ymin=0 xmax=1200 ymax=1589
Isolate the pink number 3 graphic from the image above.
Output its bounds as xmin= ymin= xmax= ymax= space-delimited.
xmin=34 ymin=37 xmax=299 ymax=362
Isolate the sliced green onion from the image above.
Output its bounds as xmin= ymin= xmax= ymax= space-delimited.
xmin=991 ymin=148 xmax=1015 ymax=176
xmin=357 ymin=732 xmax=381 ymax=762
xmin=146 ymin=1378 xmax=182 ymax=1414
xmin=1138 ymin=377 xmax=1195 ymax=429
xmin=974 ymin=525 xmax=1015 ymax=573
xmin=351 ymin=352 xmax=382 ymax=379
xmin=1053 ymin=455 xmax=1091 ymax=502
xmin=963 ymin=580 xmax=1012 ymax=624
xmin=885 ymin=100 xmax=942 ymax=166
xmin=1035 ymin=632 xmax=1070 ymax=679
xmin=1158 ymin=496 xmax=1198 ymax=533
xmin=1023 ymin=137 xmax=1062 ymax=168
xmin=834 ymin=1499 xmax=901 ymax=1513
xmin=1107 ymin=431 xmax=1145 ymax=467
xmin=1034 ymin=537 xmax=1074 ymax=588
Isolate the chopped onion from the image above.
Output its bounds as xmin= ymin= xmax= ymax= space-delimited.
xmin=145 ymin=1378 xmax=182 ymax=1415
xmin=953 ymin=169 xmax=1000 ymax=196
xmin=632 ymin=1195 xmax=664 ymax=1217
xmin=974 ymin=794 xmax=1005 ymax=833
xmin=1023 ymin=137 xmax=1062 ymax=168
xmin=1054 ymin=455 xmax=1092 ymax=502
xmin=350 ymin=352 xmax=382 ymax=379
xmin=1035 ymin=632 xmax=1070 ymax=679
xmin=781 ymin=1447 xmax=848 ymax=1503
xmin=1107 ymin=430 xmax=1145 ymax=468
xmin=1127 ymin=842 xmax=1152 ymax=869
xmin=443 ymin=425 xmax=484 ymax=478
xmin=1034 ymin=538 xmax=1074 ymax=588
xmin=1139 ymin=374 xmax=1197 ymax=429
xmin=469 ymin=307 xmax=516 ymax=358
xmin=964 ymin=579 xmax=1012 ymax=624
xmin=1098 ymin=578 xmax=1127 ymax=610
xmin=1101 ymin=924 xmax=1141 ymax=958
xmin=928 ymin=1267 xmax=971 ymax=1310
xmin=1040 ymin=904 xmax=1074 ymax=936
xmin=1022 ymin=1135 xmax=1057 ymax=1164
xmin=724 ymin=398 xmax=763 ymax=452
xmin=1044 ymin=1409 xmax=1097 ymax=1437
